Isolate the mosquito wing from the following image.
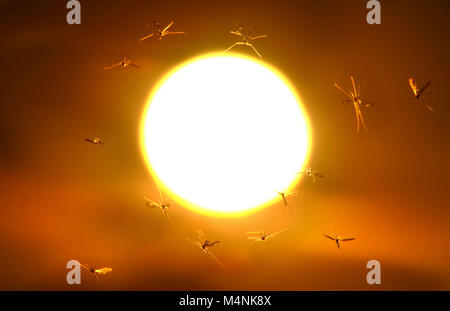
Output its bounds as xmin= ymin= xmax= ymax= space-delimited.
xmin=287 ymin=190 xmax=303 ymax=196
xmin=250 ymin=34 xmax=267 ymax=41
xmin=323 ymin=234 xmax=335 ymax=241
xmin=409 ymin=78 xmax=419 ymax=96
xmin=208 ymin=240 xmax=220 ymax=248
xmin=95 ymin=267 xmax=112 ymax=274
xmin=163 ymin=21 xmax=174 ymax=32
xmin=418 ymin=81 xmax=431 ymax=97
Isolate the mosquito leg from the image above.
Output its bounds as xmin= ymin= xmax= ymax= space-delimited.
xmin=248 ymin=43 xmax=262 ymax=58
xmin=359 ymin=109 xmax=368 ymax=132
xmin=223 ymin=43 xmax=239 ymax=54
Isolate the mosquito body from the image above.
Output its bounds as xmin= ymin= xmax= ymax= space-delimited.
xmin=223 ymin=24 xmax=267 ymax=58
xmin=103 ymin=57 xmax=139 ymax=70
xmin=334 ymin=76 xmax=374 ymax=133
xmin=323 ymin=233 xmax=355 ymax=249
xmin=144 ymin=186 xmax=170 ymax=220
xmin=276 ymin=190 xmax=302 ymax=215
xmin=408 ymin=78 xmax=433 ymax=112
xmin=187 ymin=230 xmax=224 ymax=268
xmin=80 ymin=264 xmax=112 ymax=283
xmin=298 ymin=166 xmax=324 ymax=182
xmin=84 ymin=137 xmax=105 ymax=146
xmin=140 ymin=21 xmax=185 ymax=41
xmin=247 ymin=227 xmax=288 ymax=243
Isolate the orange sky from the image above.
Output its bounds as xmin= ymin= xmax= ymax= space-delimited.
xmin=0 ymin=0 xmax=449 ymax=290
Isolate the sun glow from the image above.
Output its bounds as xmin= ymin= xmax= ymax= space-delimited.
xmin=140 ymin=53 xmax=312 ymax=217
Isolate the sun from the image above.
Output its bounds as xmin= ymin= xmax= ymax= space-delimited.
xmin=140 ymin=53 xmax=312 ymax=217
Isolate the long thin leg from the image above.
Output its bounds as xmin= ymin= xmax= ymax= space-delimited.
xmin=248 ymin=43 xmax=262 ymax=58
xmin=358 ymin=108 xmax=368 ymax=132
xmin=223 ymin=42 xmax=240 ymax=54
xmin=350 ymin=76 xmax=357 ymax=97
xmin=354 ymin=104 xmax=360 ymax=132
xmin=334 ymin=83 xmax=353 ymax=100
xmin=139 ymin=33 xmax=154 ymax=41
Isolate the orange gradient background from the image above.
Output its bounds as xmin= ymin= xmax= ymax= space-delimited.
xmin=0 ymin=0 xmax=449 ymax=290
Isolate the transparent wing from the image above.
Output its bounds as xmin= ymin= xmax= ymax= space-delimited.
xmin=425 ymin=103 xmax=434 ymax=112
xmin=409 ymin=78 xmax=419 ymax=96
xmin=103 ymin=62 xmax=120 ymax=70
xmin=287 ymin=190 xmax=303 ymax=196
xmin=418 ymin=81 xmax=431 ymax=97
xmin=208 ymin=241 xmax=220 ymax=247
xmin=163 ymin=21 xmax=174 ymax=32
xmin=250 ymin=34 xmax=267 ymax=41
xmin=323 ymin=234 xmax=335 ymax=241
xmin=341 ymin=238 xmax=355 ymax=242
xmin=95 ymin=267 xmax=112 ymax=274
xmin=230 ymin=31 xmax=242 ymax=37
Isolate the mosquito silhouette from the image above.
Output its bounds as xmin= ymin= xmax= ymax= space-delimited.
xmin=247 ymin=227 xmax=288 ymax=244
xmin=144 ymin=186 xmax=170 ymax=221
xmin=84 ymin=137 xmax=105 ymax=146
xmin=334 ymin=76 xmax=374 ymax=133
xmin=103 ymin=57 xmax=139 ymax=70
xmin=323 ymin=229 xmax=355 ymax=249
xmin=186 ymin=230 xmax=224 ymax=268
xmin=139 ymin=21 xmax=185 ymax=41
xmin=276 ymin=190 xmax=303 ymax=215
xmin=80 ymin=264 xmax=112 ymax=283
xmin=408 ymin=78 xmax=433 ymax=112
xmin=298 ymin=166 xmax=324 ymax=182
xmin=223 ymin=24 xmax=267 ymax=58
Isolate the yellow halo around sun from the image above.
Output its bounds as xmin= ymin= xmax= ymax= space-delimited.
xmin=140 ymin=53 xmax=312 ymax=217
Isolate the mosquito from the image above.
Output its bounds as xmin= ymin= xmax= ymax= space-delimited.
xmin=186 ymin=230 xmax=224 ymax=268
xmin=334 ymin=76 xmax=374 ymax=133
xmin=323 ymin=228 xmax=355 ymax=249
xmin=298 ymin=166 xmax=324 ymax=182
xmin=276 ymin=190 xmax=303 ymax=215
xmin=247 ymin=227 xmax=288 ymax=244
xmin=80 ymin=264 xmax=112 ymax=283
xmin=103 ymin=57 xmax=139 ymax=70
xmin=84 ymin=137 xmax=105 ymax=146
xmin=139 ymin=21 xmax=185 ymax=41
xmin=408 ymin=78 xmax=433 ymax=112
xmin=223 ymin=24 xmax=267 ymax=58
xmin=144 ymin=185 xmax=170 ymax=221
